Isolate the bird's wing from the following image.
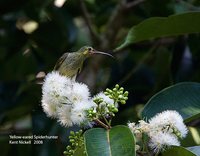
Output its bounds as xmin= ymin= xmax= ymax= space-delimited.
xmin=54 ymin=53 xmax=69 ymax=70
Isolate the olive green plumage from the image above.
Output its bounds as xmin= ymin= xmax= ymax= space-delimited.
xmin=54 ymin=46 xmax=91 ymax=79
xmin=54 ymin=46 xmax=113 ymax=79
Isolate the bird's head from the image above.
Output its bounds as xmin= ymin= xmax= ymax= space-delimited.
xmin=79 ymin=46 xmax=113 ymax=58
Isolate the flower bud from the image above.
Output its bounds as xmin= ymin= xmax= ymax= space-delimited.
xmin=99 ymin=98 xmax=103 ymax=103
xmin=70 ymin=131 xmax=75 ymax=135
xmin=66 ymin=146 xmax=71 ymax=150
xmin=121 ymin=100 xmax=126 ymax=104
xmin=69 ymin=139 xmax=74 ymax=143
xmin=115 ymin=84 xmax=119 ymax=88
xmin=124 ymin=97 xmax=128 ymax=100
xmin=106 ymin=88 xmax=110 ymax=92
xmin=109 ymin=95 xmax=113 ymax=99
xmin=124 ymin=91 xmax=129 ymax=96
xmin=119 ymin=91 xmax=123 ymax=94
xmin=113 ymin=108 xmax=118 ymax=113
xmin=104 ymin=92 xmax=109 ymax=95
xmin=119 ymin=87 xmax=124 ymax=91
xmin=118 ymin=95 xmax=123 ymax=99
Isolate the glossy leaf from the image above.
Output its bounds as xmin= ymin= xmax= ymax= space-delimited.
xmin=162 ymin=146 xmax=196 ymax=156
xmin=187 ymin=146 xmax=200 ymax=156
xmin=117 ymin=12 xmax=200 ymax=50
xmin=181 ymin=127 xmax=200 ymax=147
xmin=84 ymin=125 xmax=135 ymax=156
xmin=141 ymin=82 xmax=200 ymax=122
xmin=73 ymin=146 xmax=86 ymax=156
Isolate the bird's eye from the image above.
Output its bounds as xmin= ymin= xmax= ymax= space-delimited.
xmin=88 ymin=47 xmax=92 ymax=51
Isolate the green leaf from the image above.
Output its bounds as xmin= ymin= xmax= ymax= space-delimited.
xmin=117 ymin=12 xmax=200 ymax=50
xmin=162 ymin=146 xmax=196 ymax=156
xmin=187 ymin=146 xmax=200 ymax=156
xmin=141 ymin=82 xmax=200 ymax=122
xmin=73 ymin=146 xmax=86 ymax=156
xmin=84 ymin=125 xmax=135 ymax=156
xmin=181 ymin=127 xmax=200 ymax=147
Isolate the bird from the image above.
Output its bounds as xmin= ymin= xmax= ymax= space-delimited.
xmin=54 ymin=46 xmax=113 ymax=80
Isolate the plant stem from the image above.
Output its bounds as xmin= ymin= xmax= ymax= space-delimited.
xmin=79 ymin=0 xmax=99 ymax=44
xmin=108 ymin=118 xmax=112 ymax=125
xmin=125 ymin=0 xmax=146 ymax=9
xmin=94 ymin=119 xmax=110 ymax=130
xmin=144 ymin=142 xmax=151 ymax=156
xmin=102 ymin=115 xmax=111 ymax=127
xmin=118 ymin=42 xmax=159 ymax=85
xmin=155 ymin=152 xmax=159 ymax=156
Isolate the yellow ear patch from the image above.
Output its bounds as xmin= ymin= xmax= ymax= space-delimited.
xmin=83 ymin=50 xmax=88 ymax=55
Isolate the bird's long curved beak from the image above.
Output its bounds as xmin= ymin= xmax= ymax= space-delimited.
xmin=92 ymin=50 xmax=114 ymax=58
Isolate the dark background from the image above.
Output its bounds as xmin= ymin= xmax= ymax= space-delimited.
xmin=0 ymin=0 xmax=200 ymax=155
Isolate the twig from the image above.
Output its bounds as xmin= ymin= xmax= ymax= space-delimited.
xmin=79 ymin=0 xmax=99 ymax=43
xmin=102 ymin=115 xmax=111 ymax=127
xmin=102 ymin=0 xmax=146 ymax=48
xmin=102 ymin=0 xmax=125 ymax=48
xmin=94 ymin=119 xmax=111 ymax=129
xmin=118 ymin=42 xmax=159 ymax=85
xmin=114 ymin=38 xmax=176 ymax=53
xmin=125 ymin=0 xmax=146 ymax=9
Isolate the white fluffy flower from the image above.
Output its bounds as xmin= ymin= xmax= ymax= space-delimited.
xmin=93 ymin=92 xmax=114 ymax=105
xmin=128 ymin=122 xmax=142 ymax=140
xmin=71 ymin=100 xmax=96 ymax=125
xmin=68 ymin=82 xmax=90 ymax=103
xmin=41 ymin=71 xmax=73 ymax=118
xmin=127 ymin=110 xmax=188 ymax=154
xmin=128 ymin=120 xmax=150 ymax=141
xmin=57 ymin=105 xmax=73 ymax=127
xmin=57 ymin=100 xmax=95 ymax=127
xmin=128 ymin=122 xmax=136 ymax=131
xmin=148 ymin=132 xmax=180 ymax=153
xmin=41 ymin=102 xmax=58 ymax=118
xmin=41 ymin=71 xmax=96 ymax=127
xmin=149 ymin=110 xmax=188 ymax=138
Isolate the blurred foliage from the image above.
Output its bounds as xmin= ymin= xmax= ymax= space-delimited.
xmin=0 ymin=0 xmax=200 ymax=155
